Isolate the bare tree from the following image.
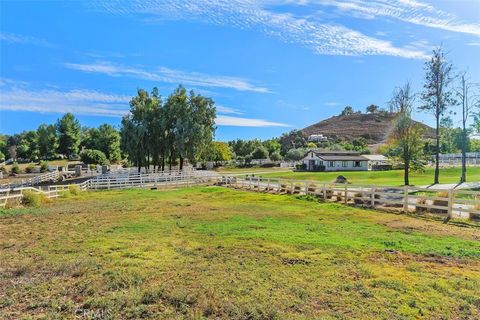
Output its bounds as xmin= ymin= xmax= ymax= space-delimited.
xmin=456 ymin=72 xmax=480 ymax=183
xmin=389 ymin=83 xmax=425 ymax=186
xmin=419 ymin=47 xmax=456 ymax=185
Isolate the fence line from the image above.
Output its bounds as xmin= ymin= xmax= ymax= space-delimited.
xmin=219 ymin=176 xmax=480 ymax=219
xmin=2 ymin=170 xmax=479 ymax=220
xmin=0 ymin=170 xmax=219 ymax=207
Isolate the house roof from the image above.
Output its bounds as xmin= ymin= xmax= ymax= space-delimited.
xmin=318 ymin=155 xmax=368 ymax=161
xmin=362 ymin=154 xmax=389 ymax=161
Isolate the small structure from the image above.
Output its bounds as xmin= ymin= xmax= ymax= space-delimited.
xmin=308 ymin=134 xmax=328 ymax=142
xmin=301 ymin=150 xmax=368 ymax=171
xmin=362 ymin=154 xmax=392 ymax=171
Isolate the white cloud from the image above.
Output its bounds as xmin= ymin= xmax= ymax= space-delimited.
xmin=64 ymin=62 xmax=271 ymax=93
xmin=467 ymin=42 xmax=480 ymax=47
xmin=0 ymin=83 xmax=130 ymax=117
xmin=216 ymin=105 xmax=244 ymax=115
xmin=216 ymin=115 xmax=290 ymax=127
xmin=325 ymin=101 xmax=341 ymax=106
xmin=0 ymin=32 xmax=54 ymax=47
xmin=89 ymin=0 xmax=427 ymax=59
xmin=0 ymin=80 xmax=287 ymax=127
xmin=310 ymin=0 xmax=480 ymax=37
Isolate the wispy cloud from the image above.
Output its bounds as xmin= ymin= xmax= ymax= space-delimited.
xmin=89 ymin=0 xmax=427 ymax=59
xmin=216 ymin=105 xmax=243 ymax=115
xmin=325 ymin=101 xmax=342 ymax=106
xmin=0 ymin=81 xmax=130 ymax=117
xmin=64 ymin=62 xmax=271 ymax=93
xmin=0 ymin=32 xmax=55 ymax=47
xmin=0 ymin=79 xmax=287 ymax=127
xmin=310 ymin=0 xmax=480 ymax=37
xmin=216 ymin=115 xmax=290 ymax=127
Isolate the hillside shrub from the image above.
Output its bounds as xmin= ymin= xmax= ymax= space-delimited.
xmin=81 ymin=149 xmax=109 ymax=165
xmin=11 ymin=162 xmax=20 ymax=174
xmin=25 ymin=164 xmax=35 ymax=173
xmin=22 ymin=190 xmax=41 ymax=207
xmin=0 ymin=166 xmax=6 ymax=174
xmin=40 ymin=161 xmax=49 ymax=172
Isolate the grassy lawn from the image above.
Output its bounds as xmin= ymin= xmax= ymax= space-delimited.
xmin=233 ymin=167 xmax=480 ymax=186
xmin=1 ymin=187 xmax=479 ymax=319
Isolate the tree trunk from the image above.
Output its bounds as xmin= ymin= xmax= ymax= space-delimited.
xmin=461 ymin=126 xmax=467 ymax=183
xmin=404 ymin=148 xmax=409 ymax=186
xmin=434 ymin=114 xmax=440 ymax=184
xmin=179 ymin=156 xmax=184 ymax=171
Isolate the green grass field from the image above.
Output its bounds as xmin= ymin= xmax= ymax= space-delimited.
xmin=1 ymin=187 xmax=479 ymax=319
xmin=219 ymin=167 xmax=480 ymax=186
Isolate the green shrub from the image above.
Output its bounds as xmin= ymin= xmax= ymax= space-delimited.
xmin=40 ymin=161 xmax=49 ymax=172
xmin=80 ymin=149 xmax=109 ymax=165
xmin=0 ymin=166 xmax=6 ymax=174
xmin=25 ymin=164 xmax=35 ymax=173
xmin=11 ymin=162 xmax=20 ymax=174
xmin=68 ymin=185 xmax=80 ymax=196
xmin=22 ymin=190 xmax=41 ymax=207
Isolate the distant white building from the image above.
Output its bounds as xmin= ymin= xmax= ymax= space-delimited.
xmin=307 ymin=134 xmax=328 ymax=142
xmin=362 ymin=154 xmax=391 ymax=171
xmin=301 ymin=150 xmax=368 ymax=172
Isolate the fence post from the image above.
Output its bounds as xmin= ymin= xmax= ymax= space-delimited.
xmin=323 ymin=184 xmax=327 ymax=200
xmin=403 ymin=185 xmax=409 ymax=212
xmin=266 ymin=178 xmax=270 ymax=192
xmin=447 ymin=189 xmax=454 ymax=220
xmin=344 ymin=184 xmax=348 ymax=204
xmin=371 ymin=187 xmax=375 ymax=208
xmin=305 ymin=181 xmax=308 ymax=195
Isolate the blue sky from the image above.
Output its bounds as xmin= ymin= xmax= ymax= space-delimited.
xmin=1 ymin=0 xmax=479 ymax=141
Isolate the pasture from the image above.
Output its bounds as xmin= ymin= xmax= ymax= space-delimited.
xmin=218 ymin=167 xmax=480 ymax=186
xmin=1 ymin=187 xmax=479 ymax=319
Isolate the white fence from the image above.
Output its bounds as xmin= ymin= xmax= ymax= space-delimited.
xmin=0 ymin=171 xmax=60 ymax=190
xmin=0 ymin=170 xmax=219 ymax=207
xmin=2 ymin=169 xmax=479 ymax=221
xmin=436 ymin=152 xmax=480 ymax=166
xmin=219 ymin=176 xmax=480 ymax=219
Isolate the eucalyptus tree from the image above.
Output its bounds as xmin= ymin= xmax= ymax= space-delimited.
xmin=419 ymin=47 xmax=456 ymax=184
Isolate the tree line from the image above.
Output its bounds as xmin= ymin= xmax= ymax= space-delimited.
xmin=387 ymin=47 xmax=480 ymax=186
xmin=0 ymin=114 xmax=121 ymax=165
xmin=1 ymin=85 xmax=217 ymax=172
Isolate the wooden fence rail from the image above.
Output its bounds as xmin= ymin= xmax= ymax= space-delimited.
xmin=219 ymin=176 xmax=480 ymax=220
xmin=0 ymin=170 xmax=219 ymax=207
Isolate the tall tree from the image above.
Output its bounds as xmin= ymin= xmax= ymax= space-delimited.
xmin=455 ymin=72 xmax=479 ymax=183
xmin=0 ymin=135 xmax=6 ymax=161
xmin=57 ymin=113 xmax=81 ymax=158
xmin=419 ymin=47 xmax=456 ymax=184
xmin=389 ymin=83 xmax=425 ymax=186
xmin=82 ymin=124 xmax=122 ymax=162
xmin=37 ymin=124 xmax=58 ymax=160
xmin=279 ymin=130 xmax=308 ymax=155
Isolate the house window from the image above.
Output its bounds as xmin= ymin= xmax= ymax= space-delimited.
xmin=342 ymin=161 xmax=348 ymax=167
xmin=328 ymin=161 xmax=335 ymax=167
xmin=354 ymin=161 xmax=362 ymax=167
xmin=317 ymin=161 xmax=323 ymax=165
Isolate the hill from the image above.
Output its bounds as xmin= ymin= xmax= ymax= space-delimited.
xmin=302 ymin=112 xmax=435 ymax=144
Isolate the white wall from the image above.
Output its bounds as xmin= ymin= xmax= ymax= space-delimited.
xmin=302 ymin=154 xmax=368 ymax=171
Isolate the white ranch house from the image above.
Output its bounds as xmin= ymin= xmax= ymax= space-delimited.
xmin=302 ymin=150 xmax=368 ymax=171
